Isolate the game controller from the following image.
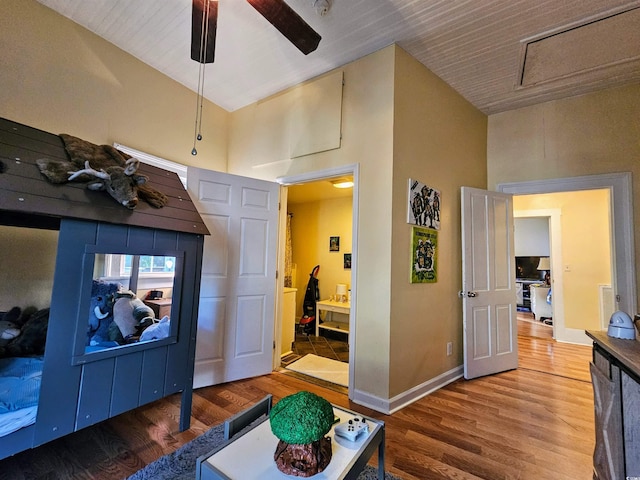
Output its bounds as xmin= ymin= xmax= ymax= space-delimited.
xmin=334 ymin=416 xmax=369 ymax=441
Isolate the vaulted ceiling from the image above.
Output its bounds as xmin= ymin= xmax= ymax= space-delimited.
xmin=37 ymin=0 xmax=640 ymax=114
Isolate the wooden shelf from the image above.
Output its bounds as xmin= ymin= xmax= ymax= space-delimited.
xmin=319 ymin=321 xmax=349 ymax=334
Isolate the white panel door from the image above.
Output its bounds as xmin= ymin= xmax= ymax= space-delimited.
xmin=188 ymin=167 xmax=279 ymax=388
xmin=461 ymin=187 xmax=517 ymax=380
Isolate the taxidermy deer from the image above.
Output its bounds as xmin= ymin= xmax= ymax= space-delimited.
xmin=37 ymin=134 xmax=168 ymax=209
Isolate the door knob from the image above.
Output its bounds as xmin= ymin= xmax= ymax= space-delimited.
xmin=458 ymin=291 xmax=478 ymax=298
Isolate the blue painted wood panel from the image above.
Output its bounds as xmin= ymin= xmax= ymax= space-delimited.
xmin=76 ymin=360 xmax=115 ymax=430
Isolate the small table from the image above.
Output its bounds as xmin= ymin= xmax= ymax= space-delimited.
xmin=316 ymin=300 xmax=350 ymax=337
xmin=196 ymin=405 xmax=385 ymax=480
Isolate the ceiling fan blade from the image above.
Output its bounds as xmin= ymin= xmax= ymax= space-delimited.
xmin=246 ymin=0 xmax=321 ymax=55
xmin=191 ymin=0 xmax=218 ymax=64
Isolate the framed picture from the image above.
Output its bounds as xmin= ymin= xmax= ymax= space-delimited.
xmin=410 ymin=226 xmax=437 ymax=283
xmin=407 ymin=178 xmax=441 ymax=230
xmin=344 ymin=253 xmax=352 ymax=269
xmin=329 ymin=236 xmax=340 ymax=252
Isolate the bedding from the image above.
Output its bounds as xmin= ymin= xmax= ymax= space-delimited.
xmin=0 ymin=356 xmax=43 ymax=437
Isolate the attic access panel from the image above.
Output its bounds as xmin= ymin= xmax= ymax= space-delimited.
xmin=519 ymin=6 xmax=640 ymax=87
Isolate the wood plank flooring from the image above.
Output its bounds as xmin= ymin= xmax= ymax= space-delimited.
xmin=0 ymin=333 xmax=595 ymax=480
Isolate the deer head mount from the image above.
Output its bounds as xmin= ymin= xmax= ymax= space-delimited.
xmin=67 ymin=159 xmax=148 ymax=209
xmin=37 ymin=134 xmax=168 ymax=209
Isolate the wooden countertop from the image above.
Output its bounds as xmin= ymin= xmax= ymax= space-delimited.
xmin=586 ymin=330 xmax=640 ymax=380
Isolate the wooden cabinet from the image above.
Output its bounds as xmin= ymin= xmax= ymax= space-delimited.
xmin=144 ymin=298 xmax=172 ymax=319
xmin=586 ymin=331 xmax=640 ymax=480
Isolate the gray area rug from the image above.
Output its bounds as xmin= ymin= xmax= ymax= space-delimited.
xmin=126 ymin=420 xmax=401 ymax=480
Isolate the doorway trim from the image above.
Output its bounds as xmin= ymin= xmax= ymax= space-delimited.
xmin=513 ymin=209 xmax=572 ymax=341
xmin=276 ymin=163 xmax=360 ymax=396
xmin=498 ymin=172 xmax=636 ymax=319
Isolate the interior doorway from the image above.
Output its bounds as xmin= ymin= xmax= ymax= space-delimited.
xmin=276 ymin=165 xmax=359 ymax=392
xmin=514 ymin=214 xmax=554 ymax=340
xmin=501 ymin=173 xmax=635 ymax=346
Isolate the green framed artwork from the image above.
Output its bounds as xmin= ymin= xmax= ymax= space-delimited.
xmin=410 ymin=226 xmax=437 ymax=283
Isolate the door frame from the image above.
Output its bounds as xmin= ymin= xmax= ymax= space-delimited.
xmin=514 ymin=209 xmax=563 ymax=341
xmin=276 ymin=163 xmax=360 ymax=395
xmin=498 ymin=172 xmax=636 ymax=319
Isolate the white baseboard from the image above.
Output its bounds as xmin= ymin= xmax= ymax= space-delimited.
xmin=556 ymin=327 xmax=592 ymax=346
xmin=350 ymin=365 xmax=464 ymax=415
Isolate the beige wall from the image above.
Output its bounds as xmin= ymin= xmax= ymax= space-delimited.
xmin=0 ymin=226 xmax=58 ymax=311
xmin=488 ymin=84 xmax=640 ymax=308
xmin=390 ymin=48 xmax=487 ymax=395
xmin=288 ymin=197 xmax=353 ymax=319
xmin=514 ymin=190 xmax=612 ymax=331
xmin=229 ymin=46 xmax=396 ymax=399
xmin=1 ymin=0 xmax=228 ymax=171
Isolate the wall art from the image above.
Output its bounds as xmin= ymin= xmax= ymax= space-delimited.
xmin=410 ymin=226 xmax=437 ymax=283
xmin=407 ymin=178 xmax=441 ymax=230
xmin=329 ymin=236 xmax=340 ymax=252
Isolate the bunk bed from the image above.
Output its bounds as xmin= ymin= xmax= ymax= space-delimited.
xmin=0 ymin=117 xmax=209 ymax=460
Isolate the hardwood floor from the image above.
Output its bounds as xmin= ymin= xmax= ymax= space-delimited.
xmin=0 ymin=334 xmax=594 ymax=480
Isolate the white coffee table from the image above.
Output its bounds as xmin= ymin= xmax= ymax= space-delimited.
xmin=196 ymin=405 xmax=385 ymax=480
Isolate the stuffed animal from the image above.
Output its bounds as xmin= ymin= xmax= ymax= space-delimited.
xmin=111 ymin=290 xmax=157 ymax=343
xmin=36 ymin=134 xmax=168 ymax=209
xmin=139 ymin=316 xmax=171 ymax=342
xmin=0 ymin=307 xmax=49 ymax=358
xmin=87 ymin=279 xmax=121 ymax=347
xmin=0 ymin=307 xmax=22 ymax=346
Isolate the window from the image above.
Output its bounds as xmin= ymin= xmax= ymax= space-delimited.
xmin=122 ymin=255 xmax=175 ymax=275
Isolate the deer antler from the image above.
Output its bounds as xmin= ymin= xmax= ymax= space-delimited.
xmin=123 ymin=157 xmax=140 ymax=176
xmin=68 ymin=161 xmax=110 ymax=181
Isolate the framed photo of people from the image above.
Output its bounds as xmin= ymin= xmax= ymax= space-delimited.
xmin=410 ymin=226 xmax=437 ymax=283
xmin=407 ymin=178 xmax=441 ymax=230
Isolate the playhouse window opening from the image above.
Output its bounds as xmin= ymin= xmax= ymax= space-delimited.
xmin=103 ymin=254 xmax=175 ymax=278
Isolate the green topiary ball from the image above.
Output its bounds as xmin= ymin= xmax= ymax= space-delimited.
xmin=269 ymin=391 xmax=334 ymax=445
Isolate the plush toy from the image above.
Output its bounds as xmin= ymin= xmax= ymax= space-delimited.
xmin=36 ymin=134 xmax=168 ymax=210
xmin=87 ymin=279 xmax=121 ymax=347
xmin=0 ymin=307 xmax=49 ymax=358
xmin=0 ymin=307 xmax=22 ymax=346
xmin=111 ymin=290 xmax=157 ymax=343
xmin=139 ymin=316 xmax=171 ymax=342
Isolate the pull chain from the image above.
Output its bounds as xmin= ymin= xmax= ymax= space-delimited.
xmin=192 ymin=0 xmax=210 ymax=155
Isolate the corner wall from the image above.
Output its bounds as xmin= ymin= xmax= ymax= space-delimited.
xmin=288 ymin=197 xmax=353 ymax=319
xmin=228 ymin=46 xmax=396 ymax=403
xmin=390 ymin=47 xmax=487 ymax=399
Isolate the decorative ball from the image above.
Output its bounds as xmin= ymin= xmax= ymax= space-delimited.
xmin=269 ymin=391 xmax=334 ymax=445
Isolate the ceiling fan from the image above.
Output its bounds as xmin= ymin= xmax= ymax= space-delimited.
xmin=191 ymin=0 xmax=322 ymax=64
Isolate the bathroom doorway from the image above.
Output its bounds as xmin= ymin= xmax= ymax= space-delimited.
xmin=276 ymin=165 xmax=358 ymax=391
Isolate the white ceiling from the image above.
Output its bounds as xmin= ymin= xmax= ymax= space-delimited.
xmin=36 ymin=0 xmax=640 ymax=114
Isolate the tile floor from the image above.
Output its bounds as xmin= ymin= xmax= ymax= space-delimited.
xmin=280 ymin=329 xmax=349 ymax=392
xmin=284 ymin=328 xmax=349 ymax=365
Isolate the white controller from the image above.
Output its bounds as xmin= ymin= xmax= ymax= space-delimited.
xmin=334 ymin=416 xmax=369 ymax=441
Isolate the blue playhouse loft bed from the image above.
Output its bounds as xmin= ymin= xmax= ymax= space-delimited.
xmin=0 ymin=117 xmax=209 ymax=460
